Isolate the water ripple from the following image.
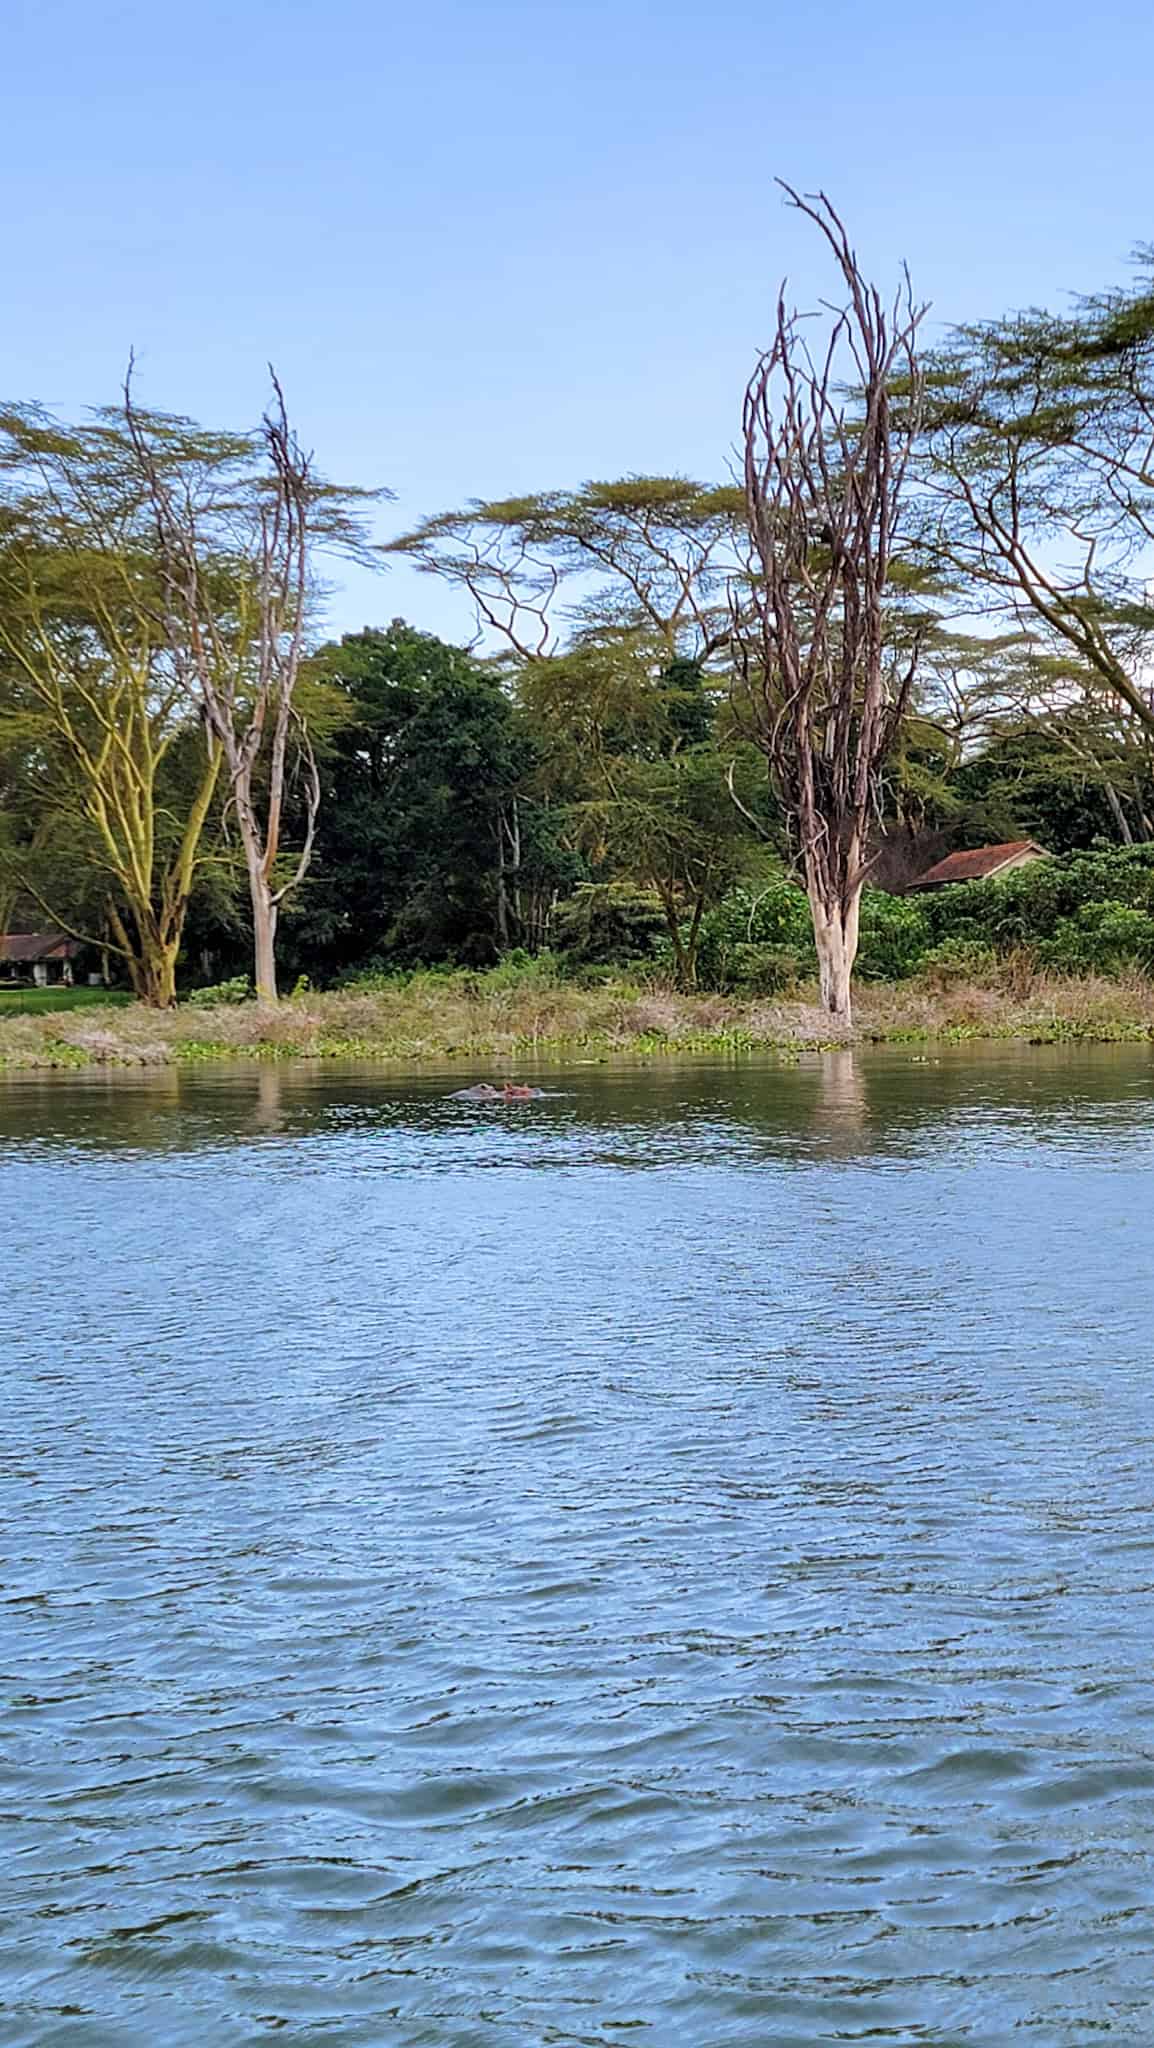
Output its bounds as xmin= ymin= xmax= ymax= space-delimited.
xmin=4 ymin=1049 xmax=1154 ymax=2043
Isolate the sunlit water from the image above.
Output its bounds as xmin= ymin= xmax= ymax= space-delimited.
xmin=4 ymin=1048 xmax=1154 ymax=2046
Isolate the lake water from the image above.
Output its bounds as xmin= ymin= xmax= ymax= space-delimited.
xmin=5 ymin=1048 xmax=1154 ymax=2046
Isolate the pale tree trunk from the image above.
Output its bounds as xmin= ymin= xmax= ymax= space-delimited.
xmin=1103 ymin=779 xmax=1135 ymax=846
xmin=509 ymin=798 xmax=523 ymax=935
xmin=495 ymin=808 xmax=510 ymax=952
xmin=805 ymin=865 xmax=861 ymax=1028
xmin=244 ymin=847 xmax=279 ymax=1003
xmin=253 ymin=895 xmax=278 ymax=1002
xmin=230 ymin=715 xmax=295 ymax=1002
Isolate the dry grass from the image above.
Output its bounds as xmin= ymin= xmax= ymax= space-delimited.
xmin=854 ymin=967 xmax=1154 ymax=1045
xmin=3 ymin=965 xmax=1154 ymax=1070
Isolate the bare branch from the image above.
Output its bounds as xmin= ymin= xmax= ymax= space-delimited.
xmin=736 ymin=190 xmax=927 ymax=1020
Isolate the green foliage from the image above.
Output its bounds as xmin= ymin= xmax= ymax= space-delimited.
xmin=928 ymin=846 xmax=1154 ymax=944
xmin=185 ymin=975 xmax=252 ymax=1008
xmin=855 ymin=892 xmax=935 ymax=981
xmin=518 ymin=627 xmax=773 ymax=984
xmin=678 ymin=846 xmax=1154 ymax=991
xmin=707 ymin=941 xmax=803 ymax=996
xmin=0 ymin=383 xmax=378 ymax=1005
xmin=920 ymin=255 xmax=1154 ymax=741
xmin=910 ymin=849 xmax=1154 ymax=977
xmin=915 ymin=939 xmax=999 ymax=988
xmin=1042 ymin=903 xmax=1154 ymax=976
xmin=550 ymin=883 xmax=668 ymax=965
xmin=282 ymin=622 xmax=574 ymax=978
xmin=463 ymin=948 xmax=563 ymax=995
xmin=393 ymin=476 xmax=744 ymax=662
xmin=691 ymin=877 xmax=816 ymax=991
xmin=692 ymin=880 xmax=936 ymax=992
xmin=337 ymin=951 xmax=563 ymax=998
xmin=946 ymin=722 xmax=1153 ymax=854
xmin=393 ymin=479 xmax=775 ymax=991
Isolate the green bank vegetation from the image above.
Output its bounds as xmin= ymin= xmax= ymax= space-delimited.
xmin=6 ymin=206 xmax=1154 ymax=1040
xmin=4 ymin=944 xmax=1154 ymax=1070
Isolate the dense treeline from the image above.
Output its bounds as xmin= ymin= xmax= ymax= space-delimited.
xmin=150 ymin=623 xmax=1154 ymax=997
xmin=5 ymin=223 xmax=1154 ymax=1008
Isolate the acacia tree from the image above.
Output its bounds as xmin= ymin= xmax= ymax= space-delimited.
xmin=394 ymin=478 xmax=769 ymax=978
xmin=737 ymin=186 xmax=926 ymax=1024
xmin=919 ymin=258 xmax=1154 ymax=739
xmin=126 ymin=375 xmax=376 ymax=1001
xmin=393 ymin=476 xmax=745 ymax=664
xmin=0 ymin=415 xmax=227 ymax=1005
xmin=516 ymin=632 xmax=768 ymax=983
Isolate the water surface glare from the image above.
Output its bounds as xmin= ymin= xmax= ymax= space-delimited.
xmin=4 ymin=1048 xmax=1154 ymax=2046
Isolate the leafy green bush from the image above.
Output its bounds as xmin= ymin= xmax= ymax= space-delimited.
xmin=334 ymin=956 xmax=397 ymax=990
xmin=550 ymin=884 xmax=668 ymax=966
xmin=915 ymin=938 xmax=999 ymax=988
xmin=692 ymin=877 xmax=815 ymax=988
xmin=695 ymin=877 xmax=934 ymax=989
xmin=855 ymin=891 xmax=934 ymax=981
xmin=567 ymin=848 xmax=1154 ymax=993
xmin=1041 ymin=901 xmax=1154 ymax=976
xmin=337 ymin=953 xmax=566 ymax=1000
xmin=927 ymin=846 xmax=1154 ymax=953
xmin=879 ymin=847 xmax=1154 ymax=978
xmin=452 ymin=951 xmax=563 ymax=999
xmin=716 ymin=941 xmax=803 ymax=994
xmin=477 ymin=948 xmax=561 ymax=992
xmin=185 ymin=975 xmax=252 ymax=1008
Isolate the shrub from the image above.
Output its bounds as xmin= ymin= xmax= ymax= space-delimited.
xmin=692 ymin=876 xmax=816 ymax=990
xmin=550 ymin=884 xmax=668 ymax=965
xmin=855 ymin=891 xmax=934 ymax=981
xmin=477 ymin=948 xmax=562 ymax=993
xmin=1042 ymin=901 xmax=1154 ymax=976
xmin=927 ymin=846 xmax=1154 ymax=954
xmin=335 ymin=956 xmax=400 ymax=991
xmin=717 ymin=941 xmax=803 ymax=995
xmin=323 ymin=846 xmax=1154 ymax=1001
xmin=916 ymin=938 xmax=999 ymax=989
xmin=185 ymin=975 xmax=252 ymax=1008
xmin=694 ymin=876 xmax=934 ymax=990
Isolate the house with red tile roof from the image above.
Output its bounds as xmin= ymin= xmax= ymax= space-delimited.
xmin=906 ymin=841 xmax=1050 ymax=892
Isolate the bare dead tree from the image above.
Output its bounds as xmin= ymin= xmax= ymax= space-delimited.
xmin=125 ymin=371 xmax=332 ymax=1002
xmin=737 ymin=186 xmax=926 ymax=1024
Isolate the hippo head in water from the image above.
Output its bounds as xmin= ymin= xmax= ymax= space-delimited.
xmin=450 ymin=1082 xmax=543 ymax=1101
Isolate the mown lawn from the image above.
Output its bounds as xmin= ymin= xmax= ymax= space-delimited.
xmin=0 ymin=987 xmax=131 ymax=1017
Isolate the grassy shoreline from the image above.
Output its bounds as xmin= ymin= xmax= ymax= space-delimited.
xmin=4 ymin=969 xmax=1154 ymax=1070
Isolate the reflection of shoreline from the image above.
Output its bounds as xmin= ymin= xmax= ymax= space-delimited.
xmin=0 ymin=1044 xmax=1151 ymax=1157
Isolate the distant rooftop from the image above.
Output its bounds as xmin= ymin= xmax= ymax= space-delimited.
xmin=906 ymin=841 xmax=1049 ymax=891
xmin=0 ymin=932 xmax=83 ymax=963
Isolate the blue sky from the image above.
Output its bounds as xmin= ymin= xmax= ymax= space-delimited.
xmin=6 ymin=0 xmax=1153 ymax=642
